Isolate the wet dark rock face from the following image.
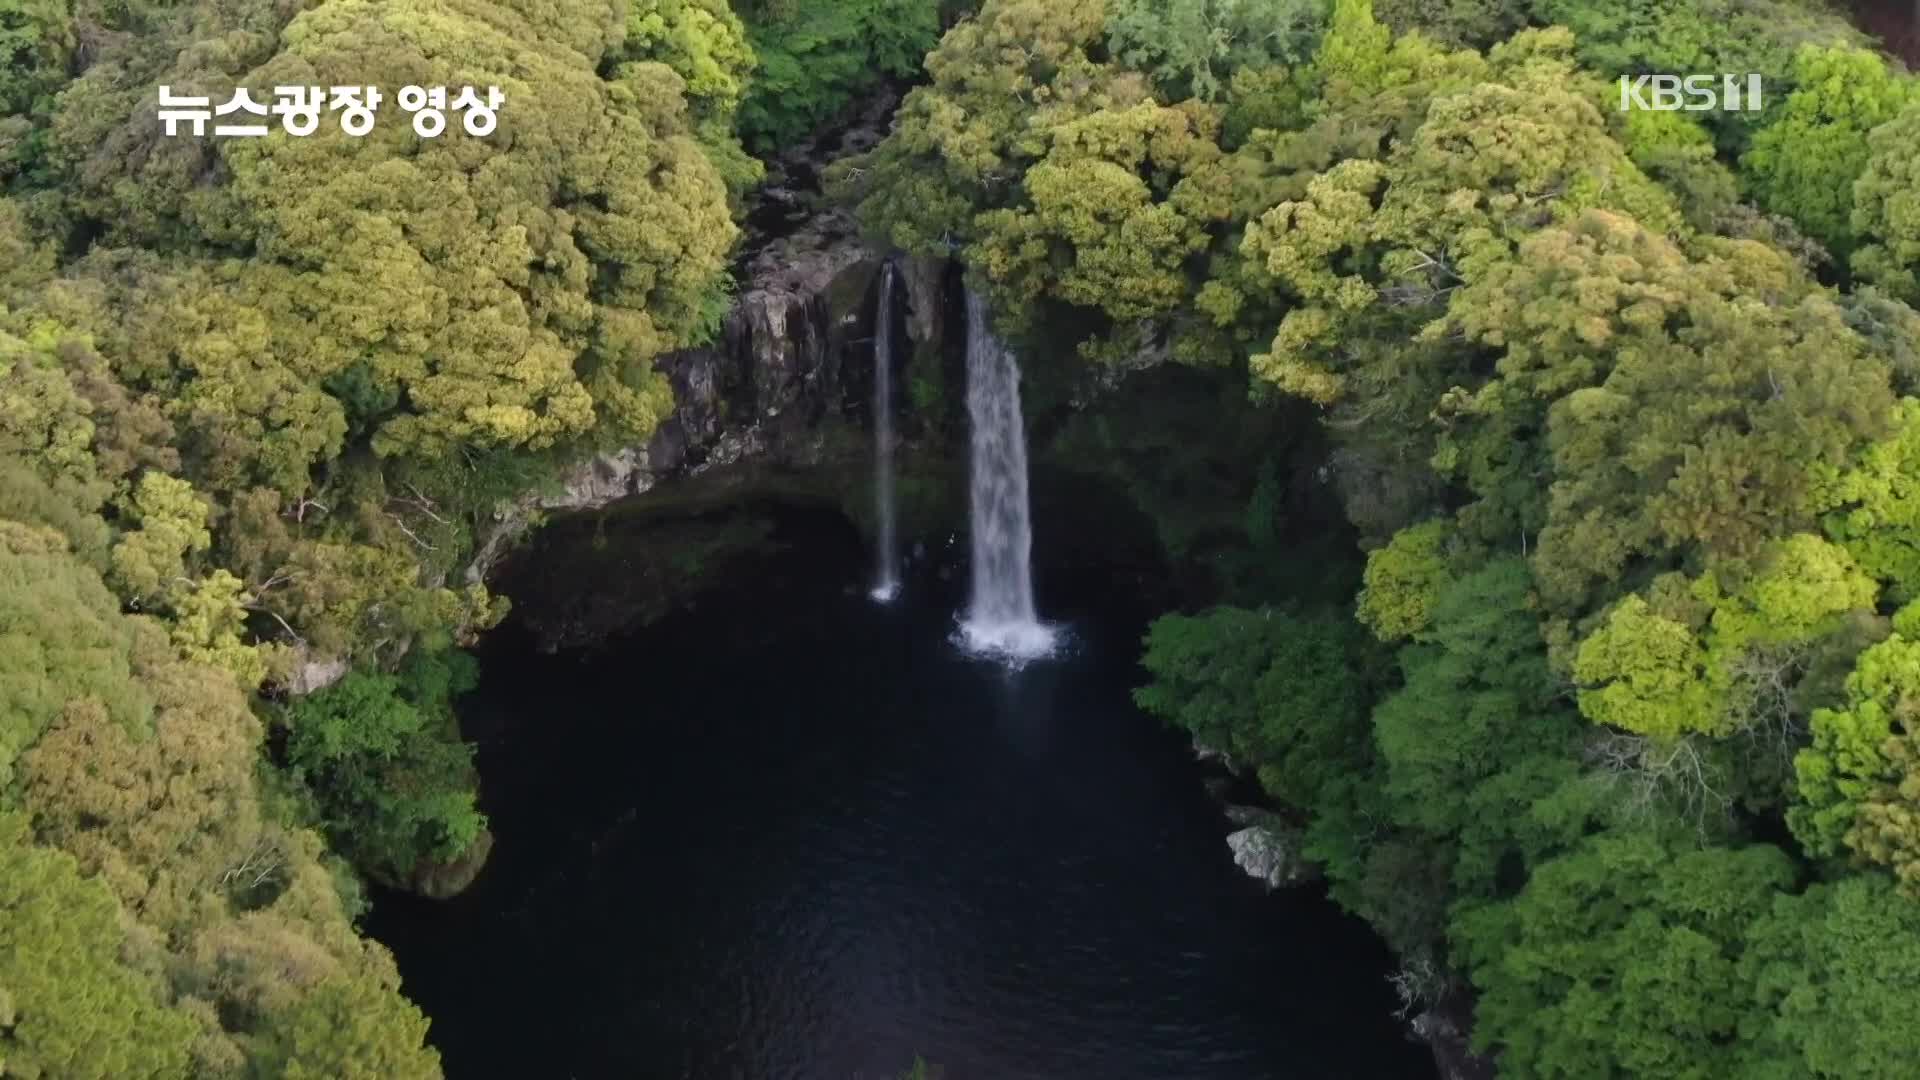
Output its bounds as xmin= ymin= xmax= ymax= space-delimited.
xmin=1852 ymin=0 xmax=1920 ymax=64
xmin=466 ymin=90 xmax=953 ymax=588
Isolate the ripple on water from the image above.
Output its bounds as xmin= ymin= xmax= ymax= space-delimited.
xmin=365 ymin=568 xmax=1424 ymax=1080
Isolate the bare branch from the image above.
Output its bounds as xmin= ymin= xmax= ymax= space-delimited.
xmin=244 ymin=603 xmax=306 ymax=645
xmin=386 ymin=513 xmax=438 ymax=552
xmin=1387 ymin=950 xmax=1447 ymax=1020
xmin=1380 ymin=282 xmax=1459 ymax=307
xmin=220 ymin=834 xmax=287 ymax=892
xmin=1584 ymin=730 xmax=1732 ymax=837
xmin=401 ymin=483 xmax=450 ymax=525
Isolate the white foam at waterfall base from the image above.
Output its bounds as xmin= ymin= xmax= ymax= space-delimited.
xmin=955 ymin=287 xmax=1058 ymax=665
xmin=954 ymin=615 xmax=1061 ymax=665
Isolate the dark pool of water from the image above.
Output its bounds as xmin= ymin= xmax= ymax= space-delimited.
xmin=366 ymin=509 xmax=1427 ymax=1080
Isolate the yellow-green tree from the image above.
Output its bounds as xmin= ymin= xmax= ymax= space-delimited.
xmin=247 ymin=971 xmax=440 ymax=1080
xmin=1740 ymin=45 xmax=1919 ymax=260
xmin=1852 ymin=102 xmax=1920 ymax=303
xmin=0 ymin=519 xmax=150 ymax=788
xmin=0 ymin=813 xmax=199 ymax=1079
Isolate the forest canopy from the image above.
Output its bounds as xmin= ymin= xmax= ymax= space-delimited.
xmin=831 ymin=0 xmax=1920 ymax=1071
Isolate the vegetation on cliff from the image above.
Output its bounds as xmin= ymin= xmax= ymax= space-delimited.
xmin=0 ymin=0 xmax=856 ymax=1071
xmin=1 ymin=0 xmax=963 ymax=1063
xmin=845 ymin=0 xmax=1920 ymax=1072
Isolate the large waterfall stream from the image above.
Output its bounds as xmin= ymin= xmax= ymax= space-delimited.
xmin=958 ymin=289 xmax=1056 ymax=660
xmin=870 ymin=262 xmax=901 ymax=603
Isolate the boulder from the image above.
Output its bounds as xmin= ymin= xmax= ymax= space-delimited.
xmin=1224 ymin=814 xmax=1321 ymax=889
xmin=402 ymin=828 xmax=495 ymax=900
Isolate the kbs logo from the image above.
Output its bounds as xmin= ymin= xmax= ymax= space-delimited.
xmin=1618 ymin=74 xmax=1764 ymax=112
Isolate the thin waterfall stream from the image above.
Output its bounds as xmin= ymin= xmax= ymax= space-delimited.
xmin=957 ymin=287 xmax=1056 ymax=661
xmin=870 ymin=261 xmax=900 ymax=602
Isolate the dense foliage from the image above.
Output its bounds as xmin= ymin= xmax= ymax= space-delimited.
xmin=846 ymin=0 xmax=1920 ymax=1072
xmin=733 ymin=0 xmax=945 ymax=149
xmin=281 ymin=651 xmax=486 ymax=884
xmin=0 ymin=0 xmax=780 ymax=1072
xmin=12 ymin=0 xmax=1920 ymax=1073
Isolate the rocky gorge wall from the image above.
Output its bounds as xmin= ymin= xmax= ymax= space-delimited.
xmin=464 ymin=98 xmax=958 ymax=588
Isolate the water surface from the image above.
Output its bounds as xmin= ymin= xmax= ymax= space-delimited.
xmin=368 ymin=509 xmax=1425 ymax=1079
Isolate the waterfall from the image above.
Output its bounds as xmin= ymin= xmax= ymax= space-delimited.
xmin=957 ymin=288 xmax=1056 ymax=661
xmin=869 ymin=261 xmax=901 ymax=603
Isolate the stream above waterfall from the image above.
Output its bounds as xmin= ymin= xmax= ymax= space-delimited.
xmin=366 ymin=502 xmax=1426 ymax=1080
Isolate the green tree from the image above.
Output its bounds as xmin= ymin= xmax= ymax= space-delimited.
xmin=1136 ymin=606 xmax=1375 ymax=808
xmin=1820 ymin=653 xmax=1920 ymax=895
xmin=972 ymin=99 xmax=1234 ymax=329
xmin=1573 ymin=594 xmax=1717 ymax=741
xmin=1744 ymin=874 xmax=1920 ymax=1078
xmin=232 ymin=0 xmax=733 ymax=456
xmin=1739 ymin=45 xmax=1918 ymax=261
xmin=1105 ymin=0 xmax=1325 ymax=102
xmin=1531 ymin=0 xmax=1863 ymax=151
xmin=1455 ymin=831 xmax=1793 ymax=1078
xmin=211 ymin=484 xmax=506 ymax=666
xmin=615 ymin=0 xmax=763 ymax=195
xmin=109 ymin=471 xmax=211 ymax=600
xmin=248 ymin=971 xmax=440 ymax=1080
xmin=280 ymin=653 xmax=485 ymax=883
xmin=835 ymin=0 xmax=1122 ymax=258
xmin=0 ymin=0 xmax=72 ymax=118
xmin=0 ymin=813 xmax=200 ymax=1079
xmin=1371 ymin=0 xmax=1524 ymax=49
xmin=1355 ymin=518 xmax=1455 ymax=642
xmin=21 ymin=644 xmax=265 ymax=936
xmin=41 ymin=0 xmax=736 ymax=462
xmin=1813 ymin=399 xmax=1920 ymax=603
xmin=1850 ymin=101 xmax=1920 ymax=302
xmin=0 ymin=323 xmax=115 ymax=560
xmin=0 ymin=497 xmax=446 ymax=1074
xmin=1371 ymin=559 xmax=1594 ymax=898
xmin=1574 ymin=536 xmax=1878 ymax=742
xmin=734 ymin=0 xmax=941 ymax=149
xmin=1433 ymin=212 xmax=1892 ymax=614
xmin=1789 ymin=617 xmax=1920 ymax=866
xmin=1246 ymin=44 xmax=1680 ymax=418
xmin=0 ymin=518 xmax=151 ymax=788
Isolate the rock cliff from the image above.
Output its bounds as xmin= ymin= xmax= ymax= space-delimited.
xmin=465 ymin=89 xmax=949 ymax=588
